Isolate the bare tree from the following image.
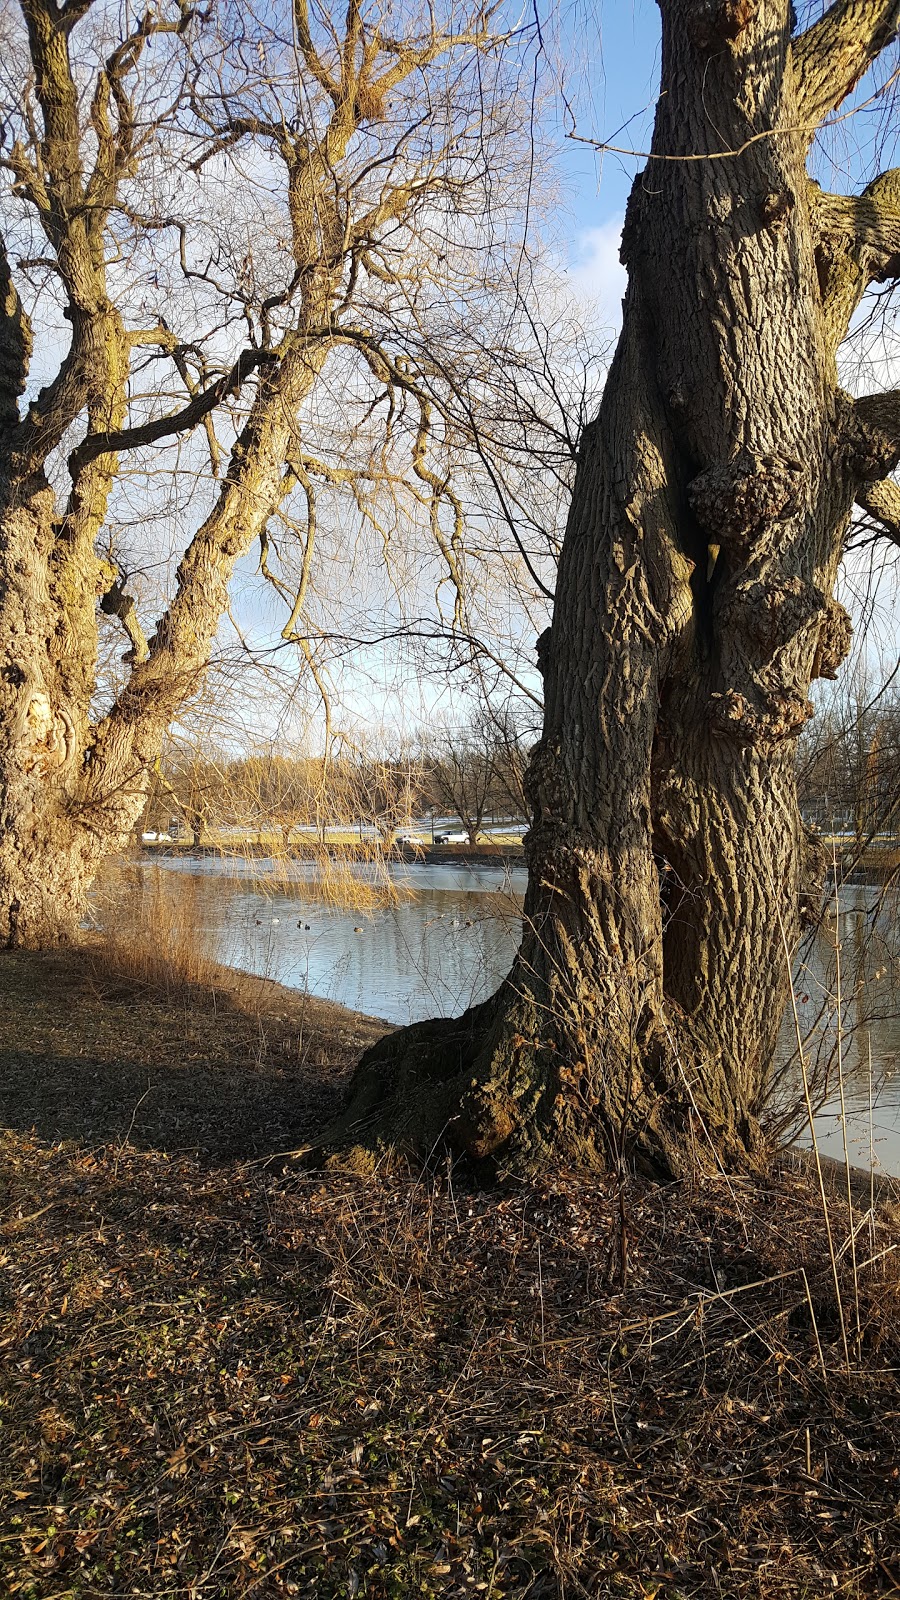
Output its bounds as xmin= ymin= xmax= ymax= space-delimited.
xmin=346 ymin=0 xmax=900 ymax=1176
xmin=342 ymin=739 xmax=423 ymax=846
xmin=799 ymin=670 xmax=900 ymax=849
xmin=424 ymin=722 xmax=495 ymax=845
xmin=0 ymin=0 xmax=561 ymax=944
xmin=145 ymin=754 xmax=226 ymax=843
xmin=423 ymin=707 xmax=529 ymax=841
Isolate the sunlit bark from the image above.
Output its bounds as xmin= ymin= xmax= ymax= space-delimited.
xmin=347 ymin=0 xmax=900 ymax=1174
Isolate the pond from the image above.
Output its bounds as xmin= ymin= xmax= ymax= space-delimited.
xmin=135 ymin=855 xmax=526 ymax=1024
xmin=110 ymin=855 xmax=900 ymax=1177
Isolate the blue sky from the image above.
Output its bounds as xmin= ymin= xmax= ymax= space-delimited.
xmin=555 ymin=0 xmax=660 ymax=325
xmin=559 ymin=1 xmax=900 ymax=327
xmin=563 ymin=0 xmax=661 ymax=224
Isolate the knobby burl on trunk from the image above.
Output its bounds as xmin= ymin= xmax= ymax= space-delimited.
xmin=344 ymin=0 xmax=900 ymax=1176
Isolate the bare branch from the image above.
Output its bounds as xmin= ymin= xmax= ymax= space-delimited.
xmin=68 ymin=346 xmax=278 ymax=472
xmin=99 ymin=568 xmax=151 ymax=664
xmin=370 ymin=17 xmax=503 ymax=100
xmin=0 ymin=237 xmax=32 ymax=434
xmin=279 ymin=463 xmax=318 ymax=643
xmin=814 ymin=173 xmax=900 ymax=262
xmin=292 ymin=0 xmax=340 ymax=99
xmin=412 ymin=396 xmax=466 ymax=627
xmin=793 ymin=0 xmax=900 ymax=131
xmin=812 ymin=169 xmax=900 ymax=349
xmin=846 ymin=389 xmax=900 ymax=479
xmin=855 ymin=474 xmax=900 ymax=545
xmin=58 ymin=0 xmax=97 ymax=31
xmin=852 ymin=388 xmax=900 ymax=437
xmin=89 ymin=340 xmax=327 ymax=788
xmin=86 ymin=5 xmax=193 ymax=216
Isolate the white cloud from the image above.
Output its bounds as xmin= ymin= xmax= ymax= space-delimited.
xmin=566 ymin=217 xmax=627 ymax=333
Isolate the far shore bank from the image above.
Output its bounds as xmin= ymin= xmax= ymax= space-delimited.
xmin=140 ymin=836 xmax=900 ymax=879
xmin=141 ymin=838 xmax=528 ymax=866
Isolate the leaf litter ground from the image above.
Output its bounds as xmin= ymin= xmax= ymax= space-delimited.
xmin=1 ymin=946 xmax=900 ymax=1598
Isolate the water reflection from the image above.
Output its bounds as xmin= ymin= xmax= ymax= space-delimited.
xmin=116 ymin=858 xmax=900 ymax=1176
xmin=137 ymin=856 xmax=525 ymax=1026
xmin=775 ymin=883 xmax=900 ymax=1174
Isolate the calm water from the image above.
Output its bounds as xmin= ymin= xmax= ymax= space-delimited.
xmin=141 ymin=855 xmax=526 ymax=1023
xmin=121 ymin=857 xmax=900 ymax=1176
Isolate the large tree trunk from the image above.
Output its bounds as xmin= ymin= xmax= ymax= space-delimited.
xmin=0 ymin=473 xmax=141 ymax=945
xmin=0 ymin=342 xmax=324 ymax=947
xmin=0 ymin=475 xmax=90 ymax=947
xmin=343 ymin=0 xmax=879 ymax=1176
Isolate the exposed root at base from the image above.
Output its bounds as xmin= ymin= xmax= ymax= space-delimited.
xmin=334 ymin=978 xmax=761 ymax=1182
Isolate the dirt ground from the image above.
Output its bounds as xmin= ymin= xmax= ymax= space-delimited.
xmin=0 ymin=943 xmax=388 ymax=1161
xmin=2 ymin=944 xmax=900 ymax=1598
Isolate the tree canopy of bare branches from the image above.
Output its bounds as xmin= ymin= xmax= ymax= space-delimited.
xmin=0 ymin=0 xmax=588 ymax=943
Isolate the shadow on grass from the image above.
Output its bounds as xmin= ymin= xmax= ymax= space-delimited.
xmin=0 ymin=944 xmax=390 ymax=1160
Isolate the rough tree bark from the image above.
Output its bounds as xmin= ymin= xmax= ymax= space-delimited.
xmin=0 ymin=302 xmax=324 ymax=945
xmin=0 ymin=0 xmax=321 ymax=945
xmin=345 ymin=0 xmax=900 ymax=1175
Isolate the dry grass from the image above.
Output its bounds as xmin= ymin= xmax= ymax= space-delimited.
xmin=3 ymin=1143 xmax=900 ymax=1599
xmin=2 ymin=949 xmax=900 ymax=1598
xmin=261 ymin=845 xmax=416 ymax=913
xmin=139 ymin=836 xmax=523 ymax=915
xmin=87 ymin=852 xmax=414 ymax=1013
xmin=0 ymin=943 xmax=386 ymax=1160
xmin=88 ymin=868 xmax=227 ymax=999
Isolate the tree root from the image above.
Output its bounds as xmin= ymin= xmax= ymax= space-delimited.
xmin=334 ymin=972 xmax=761 ymax=1182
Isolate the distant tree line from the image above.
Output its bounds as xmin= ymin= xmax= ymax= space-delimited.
xmin=143 ymin=717 xmax=532 ymax=847
xmin=799 ymin=684 xmax=900 ymax=846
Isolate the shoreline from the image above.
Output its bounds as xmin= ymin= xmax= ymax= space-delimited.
xmin=141 ymin=839 xmax=527 ymax=866
xmin=138 ymin=838 xmax=900 ymax=880
xmin=12 ymin=938 xmax=897 ymax=1197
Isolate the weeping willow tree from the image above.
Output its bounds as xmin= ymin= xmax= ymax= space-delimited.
xmin=346 ymin=0 xmax=900 ymax=1175
xmin=0 ymin=0 xmax=563 ymax=945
